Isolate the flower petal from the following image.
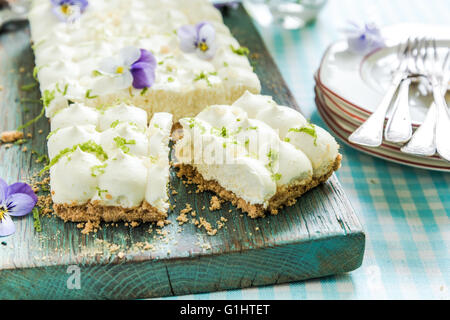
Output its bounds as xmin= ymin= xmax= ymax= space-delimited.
xmin=120 ymin=46 xmax=142 ymax=66
xmin=136 ymin=49 xmax=157 ymax=68
xmin=0 ymin=214 xmax=15 ymax=237
xmin=113 ymin=70 xmax=134 ymax=90
xmin=178 ymin=25 xmax=198 ymax=53
xmin=196 ymin=47 xmax=216 ymax=60
xmin=0 ymin=178 xmax=8 ymax=203
xmin=130 ymin=62 xmax=156 ymax=89
xmin=6 ymin=193 xmax=36 ymax=217
xmin=197 ymin=22 xmax=215 ymax=46
xmin=7 ymin=182 xmax=38 ymax=203
xmin=75 ymin=0 xmax=89 ymax=12
xmin=344 ymin=21 xmax=384 ymax=54
xmin=99 ymin=56 xmax=123 ymax=75
xmin=51 ymin=4 xmax=82 ymax=23
xmin=92 ymin=71 xmax=133 ymax=95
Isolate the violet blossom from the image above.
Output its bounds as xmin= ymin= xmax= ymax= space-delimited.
xmin=344 ymin=21 xmax=385 ymax=54
xmin=0 ymin=178 xmax=38 ymax=237
xmin=51 ymin=0 xmax=88 ymax=23
xmin=97 ymin=47 xmax=157 ymax=92
xmin=178 ymin=22 xmax=216 ymax=60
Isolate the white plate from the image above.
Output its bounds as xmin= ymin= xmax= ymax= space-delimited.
xmin=319 ymin=23 xmax=450 ymax=125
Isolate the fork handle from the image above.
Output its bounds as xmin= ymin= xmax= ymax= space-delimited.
xmin=401 ymin=102 xmax=437 ymax=156
xmin=349 ymin=72 xmax=404 ymax=147
xmin=385 ymin=78 xmax=413 ymax=143
xmin=433 ymin=82 xmax=450 ymax=162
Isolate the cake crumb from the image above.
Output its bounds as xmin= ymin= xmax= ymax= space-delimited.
xmin=1 ymin=131 xmax=23 ymax=143
xmin=172 ymin=189 xmax=178 ymax=195
xmin=180 ymin=203 xmax=192 ymax=215
xmin=81 ymin=221 xmax=100 ymax=234
xmin=176 ymin=212 xmax=189 ymax=225
xmin=156 ymin=220 xmax=165 ymax=228
xmin=198 ymin=217 xmax=217 ymax=236
xmin=117 ymin=252 xmax=125 ymax=259
xmin=22 ymin=146 xmax=28 ymax=152
xmin=143 ymin=243 xmax=153 ymax=251
xmin=109 ymin=244 xmax=120 ymax=253
xmin=209 ymin=196 xmax=222 ymax=211
xmin=26 ymin=133 xmax=32 ymax=138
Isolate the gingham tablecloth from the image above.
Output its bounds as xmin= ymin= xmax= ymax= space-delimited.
xmin=167 ymin=0 xmax=450 ymax=300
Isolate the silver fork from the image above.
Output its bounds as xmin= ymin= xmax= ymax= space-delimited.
xmin=429 ymin=43 xmax=450 ymax=161
xmin=384 ymin=38 xmax=424 ymax=143
xmin=401 ymin=43 xmax=450 ymax=158
xmin=349 ymin=39 xmax=415 ymax=147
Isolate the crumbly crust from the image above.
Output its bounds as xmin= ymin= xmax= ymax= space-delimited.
xmin=176 ymin=154 xmax=342 ymax=218
xmin=1 ymin=130 xmax=24 ymax=143
xmin=53 ymin=201 xmax=167 ymax=224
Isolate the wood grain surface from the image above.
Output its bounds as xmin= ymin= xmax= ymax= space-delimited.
xmin=0 ymin=5 xmax=365 ymax=299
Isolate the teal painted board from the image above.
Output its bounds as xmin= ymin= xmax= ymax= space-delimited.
xmin=0 ymin=5 xmax=365 ymax=299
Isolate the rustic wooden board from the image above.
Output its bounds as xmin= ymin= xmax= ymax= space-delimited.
xmin=0 ymin=5 xmax=365 ymax=299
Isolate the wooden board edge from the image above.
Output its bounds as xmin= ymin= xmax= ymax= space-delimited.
xmin=0 ymin=230 xmax=365 ymax=299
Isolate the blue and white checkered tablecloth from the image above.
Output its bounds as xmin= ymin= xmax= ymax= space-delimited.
xmin=166 ymin=0 xmax=450 ymax=300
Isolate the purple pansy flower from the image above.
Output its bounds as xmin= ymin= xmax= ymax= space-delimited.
xmin=98 ymin=46 xmax=157 ymax=91
xmin=178 ymin=22 xmax=216 ymax=60
xmin=0 ymin=178 xmax=38 ymax=237
xmin=51 ymin=0 xmax=89 ymax=23
xmin=344 ymin=21 xmax=385 ymax=54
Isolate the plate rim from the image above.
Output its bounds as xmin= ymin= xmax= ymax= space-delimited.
xmin=317 ymin=23 xmax=450 ymax=127
xmin=315 ymin=89 xmax=450 ymax=172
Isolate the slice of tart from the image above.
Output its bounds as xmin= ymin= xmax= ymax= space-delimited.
xmin=174 ymin=91 xmax=341 ymax=218
xmin=28 ymin=0 xmax=260 ymax=122
xmin=47 ymin=103 xmax=173 ymax=224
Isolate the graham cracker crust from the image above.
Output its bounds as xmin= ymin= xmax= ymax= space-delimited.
xmin=176 ymin=154 xmax=342 ymax=218
xmin=53 ymin=201 xmax=167 ymax=224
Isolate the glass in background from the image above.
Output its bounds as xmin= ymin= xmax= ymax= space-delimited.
xmin=243 ymin=0 xmax=328 ymax=29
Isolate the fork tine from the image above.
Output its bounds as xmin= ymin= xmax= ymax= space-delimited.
xmin=442 ymin=50 xmax=450 ymax=69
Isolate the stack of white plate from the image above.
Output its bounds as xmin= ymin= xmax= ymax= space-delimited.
xmin=314 ymin=24 xmax=450 ymax=172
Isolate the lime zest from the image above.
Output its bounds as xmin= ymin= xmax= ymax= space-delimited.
xmin=40 ymin=140 xmax=108 ymax=175
xmin=91 ymin=163 xmax=107 ymax=177
xmin=32 ymin=207 xmax=42 ymax=232
xmin=271 ymin=173 xmax=282 ymax=182
xmin=140 ymin=87 xmax=149 ymax=96
xmin=110 ymin=120 xmax=120 ymax=128
xmin=230 ymin=45 xmax=250 ymax=56
xmin=85 ymin=89 xmax=98 ymax=99
xmin=288 ymin=123 xmax=318 ymax=146
xmin=56 ymin=83 xmax=69 ymax=96
xmin=20 ymin=83 xmax=37 ymax=91
xmin=113 ymin=136 xmax=136 ymax=154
